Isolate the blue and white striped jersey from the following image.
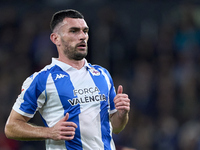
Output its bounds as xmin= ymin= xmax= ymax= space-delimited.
xmin=13 ymin=58 xmax=117 ymax=150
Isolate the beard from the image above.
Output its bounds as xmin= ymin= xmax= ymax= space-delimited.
xmin=63 ymin=42 xmax=88 ymax=61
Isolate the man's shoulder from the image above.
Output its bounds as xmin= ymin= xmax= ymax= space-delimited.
xmin=88 ymin=63 xmax=111 ymax=77
xmin=28 ymin=63 xmax=56 ymax=81
xmin=89 ymin=63 xmax=106 ymax=70
xmin=21 ymin=63 xmax=62 ymax=91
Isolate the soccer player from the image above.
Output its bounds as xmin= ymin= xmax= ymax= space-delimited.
xmin=4 ymin=9 xmax=130 ymax=150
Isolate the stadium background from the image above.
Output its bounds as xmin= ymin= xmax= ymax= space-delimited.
xmin=1 ymin=0 xmax=200 ymax=150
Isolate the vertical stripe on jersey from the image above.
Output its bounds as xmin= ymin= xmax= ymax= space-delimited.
xmin=51 ymin=66 xmax=82 ymax=150
xmin=89 ymin=68 xmax=112 ymax=150
xmin=40 ymin=73 xmax=65 ymax=127
xmin=68 ymin=67 xmax=105 ymax=150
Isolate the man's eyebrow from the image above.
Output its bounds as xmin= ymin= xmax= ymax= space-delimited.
xmin=84 ymin=27 xmax=89 ymax=30
xmin=69 ymin=27 xmax=89 ymax=30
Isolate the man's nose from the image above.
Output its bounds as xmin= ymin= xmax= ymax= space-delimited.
xmin=79 ymin=31 xmax=88 ymax=40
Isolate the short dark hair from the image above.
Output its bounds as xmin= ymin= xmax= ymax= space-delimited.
xmin=50 ymin=9 xmax=84 ymax=32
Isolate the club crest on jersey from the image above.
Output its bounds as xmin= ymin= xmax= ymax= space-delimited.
xmin=89 ymin=67 xmax=100 ymax=76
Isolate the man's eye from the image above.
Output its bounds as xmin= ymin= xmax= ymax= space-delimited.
xmin=70 ymin=29 xmax=77 ymax=33
xmin=71 ymin=30 xmax=76 ymax=33
xmin=84 ymin=30 xmax=88 ymax=34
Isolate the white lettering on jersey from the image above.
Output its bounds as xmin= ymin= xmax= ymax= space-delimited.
xmin=68 ymin=94 xmax=106 ymax=106
xmin=73 ymin=86 xmax=100 ymax=96
xmin=55 ymin=74 xmax=68 ymax=80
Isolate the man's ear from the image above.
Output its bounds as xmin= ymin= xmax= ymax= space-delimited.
xmin=50 ymin=33 xmax=60 ymax=46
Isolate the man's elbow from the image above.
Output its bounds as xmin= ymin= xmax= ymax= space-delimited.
xmin=5 ymin=124 xmax=11 ymax=139
xmin=4 ymin=123 xmax=15 ymax=139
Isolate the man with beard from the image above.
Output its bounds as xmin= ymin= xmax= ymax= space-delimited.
xmin=5 ymin=9 xmax=130 ymax=150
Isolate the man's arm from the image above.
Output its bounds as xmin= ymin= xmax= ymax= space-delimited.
xmin=110 ymin=85 xmax=130 ymax=134
xmin=4 ymin=109 xmax=77 ymax=141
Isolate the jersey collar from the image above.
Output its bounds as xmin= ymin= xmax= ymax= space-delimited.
xmin=51 ymin=58 xmax=91 ymax=71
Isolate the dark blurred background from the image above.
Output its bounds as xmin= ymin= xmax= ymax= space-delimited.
xmin=2 ymin=0 xmax=200 ymax=150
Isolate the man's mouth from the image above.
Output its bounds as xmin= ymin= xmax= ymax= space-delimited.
xmin=77 ymin=43 xmax=87 ymax=49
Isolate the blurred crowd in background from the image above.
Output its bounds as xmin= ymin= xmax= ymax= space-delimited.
xmin=1 ymin=0 xmax=200 ymax=150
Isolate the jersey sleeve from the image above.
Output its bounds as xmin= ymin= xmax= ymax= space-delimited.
xmin=13 ymin=72 xmax=47 ymax=118
xmin=109 ymin=82 xmax=117 ymax=114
